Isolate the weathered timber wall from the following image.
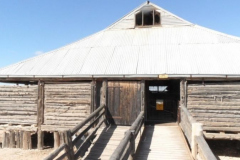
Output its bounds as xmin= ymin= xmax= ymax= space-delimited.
xmin=0 ymin=85 xmax=38 ymax=125
xmin=187 ymin=82 xmax=240 ymax=132
xmin=42 ymin=83 xmax=91 ymax=131
xmin=107 ymin=81 xmax=141 ymax=125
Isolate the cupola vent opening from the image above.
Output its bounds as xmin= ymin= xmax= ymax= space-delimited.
xmin=135 ymin=5 xmax=161 ymax=27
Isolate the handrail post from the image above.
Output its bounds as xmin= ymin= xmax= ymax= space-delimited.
xmin=63 ymin=130 xmax=74 ymax=160
xmin=192 ymin=123 xmax=203 ymax=159
xmin=129 ymin=130 xmax=135 ymax=160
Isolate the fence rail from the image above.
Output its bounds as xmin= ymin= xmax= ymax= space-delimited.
xmin=110 ymin=111 xmax=144 ymax=160
xmin=179 ymin=105 xmax=217 ymax=160
xmin=44 ymin=104 xmax=106 ymax=160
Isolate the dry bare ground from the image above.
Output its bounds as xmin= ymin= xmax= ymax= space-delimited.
xmin=0 ymin=148 xmax=54 ymax=160
xmin=0 ymin=140 xmax=240 ymax=160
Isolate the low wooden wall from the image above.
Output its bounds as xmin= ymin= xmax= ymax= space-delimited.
xmin=41 ymin=83 xmax=92 ymax=131
xmin=187 ymin=82 xmax=240 ymax=137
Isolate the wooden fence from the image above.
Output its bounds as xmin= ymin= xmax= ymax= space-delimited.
xmin=179 ymin=106 xmax=217 ymax=160
xmin=44 ymin=104 xmax=106 ymax=160
xmin=109 ymin=111 xmax=144 ymax=160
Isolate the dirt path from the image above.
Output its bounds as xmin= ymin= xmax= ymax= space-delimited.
xmin=0 ymin=148 xmax=54 ymax=160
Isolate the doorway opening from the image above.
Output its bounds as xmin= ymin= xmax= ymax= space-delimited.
xmin=145 ymin=80 xmax=180 ymax=124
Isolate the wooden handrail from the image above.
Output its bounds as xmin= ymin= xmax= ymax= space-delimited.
xmin=71 ymin=104 xmax=105 ymax=135
xmin=179 ymin=106 xmax=217 ymax=160
xmin=195 ymin=135 xmax=217 ymax=160
xmin=110 ymin=131 xmax=132 ymax=160
xmin=44 ymin=144 xmax=67 ymax=160
xmin=44 ymin=104 xmax=106 ymax=160
xmin=181 ymin=105 xmax=196 ymax=124
xmin=110 ymin=111 xmax=144 ymax=160
xmin=72 ymin=110 xmax=105 ymax=146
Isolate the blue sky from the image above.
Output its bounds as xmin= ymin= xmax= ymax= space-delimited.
xmin=0 ymin=0 xmax=240 ymax=69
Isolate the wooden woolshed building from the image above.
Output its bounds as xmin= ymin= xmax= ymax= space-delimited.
xmin=0 ymin=1 xmax=240 ymax=154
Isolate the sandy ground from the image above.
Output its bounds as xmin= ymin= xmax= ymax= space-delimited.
xmin=0 ymin=140 xmax=239 ymax=160
xmin=0 ymin=148 xmax=54 ymax=160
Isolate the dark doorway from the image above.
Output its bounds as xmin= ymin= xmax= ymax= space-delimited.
xmin=145 ymin=80 xmax=180 ymax=123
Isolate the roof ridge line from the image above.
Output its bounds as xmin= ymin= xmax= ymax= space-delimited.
xmin=195 ymin=25 xmax=240 ymax=41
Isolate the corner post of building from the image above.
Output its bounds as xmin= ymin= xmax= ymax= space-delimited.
xmin=180 ymin=79 xmax=187 ymax=106
xmin=91 ymin=80 xmax=97 ymax=113
xmin=179 ymin=79 xmax=186 ymax=123
xmin=37 ymin=80 xmax=44 ymax=150
xmin=101 ymin=80 xmax=108 ymax=126
xmin=141 ymin=80 xmax=145 ymax=112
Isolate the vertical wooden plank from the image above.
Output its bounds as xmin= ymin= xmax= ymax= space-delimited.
xmin=22 ymin=131 xmax=32 ymax=150
xmin=120 ymin=82 xmax=126 ymax=125
xmin=6 ymin=133 xmax=10 ymax=148
xmin=101 ymin=80 xmax=108 ymax=126
xmin=180 ymin=79 xmax=185 ymax=106
xmin=20 ymin=131 xmax=23 ymax=148
xmin=63 ymin=130 xmax=74 ymax=160
xmin=91 ymin=80 xmax=97 ymax=113
xmin=28 ymin=132 xmax=32 ymax=149
xmin=37 ymin=81 xmax=44 ymax=150
xmin=23 ymin=131 xmax=28 ymax=150
xmin=16 ymin=131 xmax=20 ymax=148
xmin=54 ymin=132 xmax=60 ymax=149
xmin=107 ymin=81 xmax=114 ymax=124
xmin=2 ymin=132 xmax=6 ymax=148
xmin=185 ymin=80 xmax=188 ymax=108
xmin=9 ymin=131 xmax=15 ymax=148
xmin=141 ymin=80 xmax=145 ymax=112
xmin=59 ymin=132 xmax=64 ymax=145
xmin=100 ymin=80 xmax=107 ymax=106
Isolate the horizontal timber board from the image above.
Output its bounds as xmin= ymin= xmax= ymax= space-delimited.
xmin=203 ymin=127 xmax=240 ymax=132
xmin=195 ymin=117 xmax=240 ymax=122
xmin=188 ymin=105 xmax=240 ymax=110
xmin=191 ymin=112 xmax=240 ymax=118
xmin=189 ymin=109 xmax=240 ymax=114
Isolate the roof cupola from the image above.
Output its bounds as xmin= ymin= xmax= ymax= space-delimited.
xmin=135 ymin=4 xmax=161 ymax=27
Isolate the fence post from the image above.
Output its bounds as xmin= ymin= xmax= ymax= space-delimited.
xmin=63 ymin=130 xmax=74 ymax=160
xmin=192 ymin=123 xmax=203 ymax=159
xmin=129 ymin=130 xmax=135 ymax=160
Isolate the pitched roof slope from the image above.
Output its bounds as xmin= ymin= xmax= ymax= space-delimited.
xmin=1 ymin=2 xmax=240 ymax=78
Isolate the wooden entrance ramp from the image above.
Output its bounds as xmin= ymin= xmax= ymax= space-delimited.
xmin=134 ymin=124 xmax=193 ymax=160
xmin=81 ymin=125 xmax=139 ymax=160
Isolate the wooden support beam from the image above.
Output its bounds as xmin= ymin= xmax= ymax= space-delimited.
xmin=5 ymin=133 xmax=9 ymax=148
xmin=9 ymin=131 xmax=15 ymax=148
xmin=100 ymin=80 xmax=107 ymax=106
xmin=2 ymin=132 xmax=7 ymax=148
xmin=54 ymin=132 xmax=60 ymax=149
xmin=60 ymin=132 xmax=64 ymax=145
xmin=16 ymin=131 xmax=20 ymax=148
xmin=20 ymin=131 xmax=23 ymax=148
xmin=141 ymin=80 xmax=145 ymax=112
xmin=91 ymin=80 xmax=96 ymax=113
xmin=37 ymin=81 xmax=44 ymax=150
xmin=23 ymin=131 xmax=32 ymax=150
xmin=63 ymin=130 xmax=74 ymax=160
xmin=101 ymin=80 xmax=108 ymax=126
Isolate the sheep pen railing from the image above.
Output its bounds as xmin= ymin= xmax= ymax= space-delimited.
xmin=109 ymin=111 xmax=144 ymax=160
xmin=179 ymin=105 xmax=217 ymax=160
xmin=44 ymin=104 xmax=106 ymax=160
